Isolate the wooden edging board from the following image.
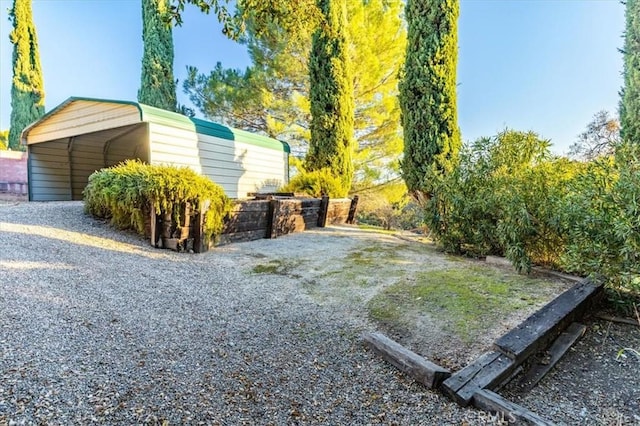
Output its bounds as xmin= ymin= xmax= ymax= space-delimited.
xmin=363 ymin=332 xmax=450 ymax=389
xmin=441 ymin=351 xmax=516 ymax=406
xmin=519 ymin=322 xmax=587 ymax=392
xmin=494 ymin=278 xmax=602 ymax=363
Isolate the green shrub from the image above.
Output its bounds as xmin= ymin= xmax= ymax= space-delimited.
xmin=280 ymin=167 xmax=346 ymax=198
xmin=427 ymin=130 xmax=581 ymax=271
xmin=560 ymin=143 xmax=640 ymax=295
xmin=356 ymin=182 xmax=424 ymax=231
xmin=84 ymin=160 xmax=232 ymax=241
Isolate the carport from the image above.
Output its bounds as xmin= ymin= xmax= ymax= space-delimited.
xmin=22 ymin=97 xmax=290 ymax=201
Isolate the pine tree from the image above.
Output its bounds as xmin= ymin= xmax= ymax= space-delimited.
xmin=184 ymin=0 xmax=405 ymax=164
xmin=620 ymin=0 xmax=640 ymax=143
xmin=307 ymin=0 xmax=354 ymax=197
xmin=399 ymin=0 xmax=461 ymax=199
xmin=139 ymin=0 xmax=177 ymax=111
xmin=8 ymin=0 xmax=45 ymax=151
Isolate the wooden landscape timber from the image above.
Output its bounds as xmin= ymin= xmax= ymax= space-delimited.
xmin=439 ymin=277 xmax=602 ymax=422
xmin=363 ymin=332 xmax=450 ymax=389
xmin=150 ymin=195 xmax=359 ymax=252
xmin=493 ymin=278 xmax=603 ymax=363
xmin=441 ymin=351 xmax=516 ymax=406
xmin=518 ymin=322 xmax=587 ymax=392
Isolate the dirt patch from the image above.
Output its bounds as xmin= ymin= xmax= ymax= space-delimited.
xmin=222 ymin=225 xmax=572 ymax=369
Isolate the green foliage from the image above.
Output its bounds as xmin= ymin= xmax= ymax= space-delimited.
xmin=307 ymin=0 xmax=355 ymax=196
xmin=356 ymin=181 xmax=424 ymax=231
xmin=139 ymin=0 xmax=177 ymax=111
xmin=169 ymin=0 xmax=321 ymax=40
xmin=560 ymin=143 xmax=640 ymax=294
xmin=426 ymin=127 xmax=640 ymax=298
xmin=183 ymin=0 xmax=406 ymax=189
xmin=84 ymin=160 xmax=232 ymax=241
xmin=399 ymin=0 xmax=461 ymax=198
xmin=280 ymin=167 xmax=345 ymax=198
xmin=427 ymin=130 xmax=581 ymax=272
xmin=0 ymin=130 xmax=9 ymax=150
xmin=620 ymin=0 xmax=640 ymax=144
xmin=8 ymin=0 xmax=45 ymax=151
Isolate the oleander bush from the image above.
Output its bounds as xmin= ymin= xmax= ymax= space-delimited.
xmin=84 ymin=160 xmax=232 ymax=241
xmin=424 ymin=129 xmax=640 ymax=298
xmin=426 ymin=130 xmax=582 ymax=272
xmin=560 ymin=143 xmax=640 ymax=295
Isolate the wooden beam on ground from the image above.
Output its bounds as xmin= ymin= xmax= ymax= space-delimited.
xmin=473 ymin=389 xmax=556 ymax=426
xmin=441 ymin=351 xmax=516 ymax=406
xmin=494 ymin=278 xmax=603 ymax=363
xmin=363 ymin=332 xmax=450 ymax=389
xmin=519 ymin=322 xmax=587 ymax=392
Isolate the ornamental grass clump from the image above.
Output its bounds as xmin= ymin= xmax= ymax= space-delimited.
xmin=84 ymin=160 xmax=232 ymax=241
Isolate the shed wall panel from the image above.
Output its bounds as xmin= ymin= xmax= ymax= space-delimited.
xmin=197 ymin=134 xmax=287 ymax=199
xmin=71 ymin=141 xmax=104 ymax=200
xmin=29 ymin=140 xmax=72 ymax=201
xmin=105 ymin=125 xmax=148 ymax=167
xmin=148 ymin=123 xmax=202 ymax=173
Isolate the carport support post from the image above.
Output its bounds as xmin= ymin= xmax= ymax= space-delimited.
xmin=318 ymin=196 xmax=330 ymax=227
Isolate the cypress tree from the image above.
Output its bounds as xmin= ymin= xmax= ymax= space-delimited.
xmin=399 ymin=0 xmax=461 ymax=198
xmin=139 ymin=0 xmax=177 ymax=111
xmin=8 ymin=0 xmax=45 ymax=151
xmin=620 ymin=0 xmax=640 ymax=143
xmin=307 ymin=0 xmax=355 ymax=197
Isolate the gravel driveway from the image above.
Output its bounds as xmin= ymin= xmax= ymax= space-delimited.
xmin=1 ymin=201 xmax=492 ymax=425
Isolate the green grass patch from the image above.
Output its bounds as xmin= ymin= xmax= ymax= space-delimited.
xmin=251 ymin=259 xmax=301 ymax=276
xmin=367 ymin=266 xmax=548 ymax=342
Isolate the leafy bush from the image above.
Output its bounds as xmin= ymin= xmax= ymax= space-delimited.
xmin=280 ymin=167 xmax=347 ymax=198
xmin=560 ymin=143 xmax=640 ymax=294
xmin=84 ymin=160 xmax=232 ymax=241
xmin=427 ymin=130 xmax=581 ymax=271
xmin=356 ymin=181 xmax=424 ymax=230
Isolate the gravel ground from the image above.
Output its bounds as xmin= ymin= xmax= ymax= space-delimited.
xmin=1 ymin=201 xmax=493 ymax=425
xmin=2 ymin=201 xmax=639 ymax=425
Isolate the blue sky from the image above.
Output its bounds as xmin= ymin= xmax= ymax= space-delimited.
xmin=0 ymin=0 xmax=625 ymax=154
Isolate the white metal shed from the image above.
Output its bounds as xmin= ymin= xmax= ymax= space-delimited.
xmin=21 ymin=97 xmax=290 ymax=201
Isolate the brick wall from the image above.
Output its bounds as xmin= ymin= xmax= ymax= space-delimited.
xmin=0 ymin=151 xmax=28 ymax=194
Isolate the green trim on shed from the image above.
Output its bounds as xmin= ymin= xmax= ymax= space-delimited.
xmin=191 ymin=118 xmax=290 ymax=153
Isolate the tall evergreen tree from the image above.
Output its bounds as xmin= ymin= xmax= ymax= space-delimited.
xmin=139 ymin=0 xmax=177 ymax=111
xmin=399 ymin=0 xmax=461 ymax=199
xmin=183 ymin=0 xmax=405 ymax=170
xmin=620 ymin=0 xmax=640 ymax=143
xmin=8 ymin=0 xmax=45 ymax=151
xmin=307 ymin=0 xmax=354 ymax=196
